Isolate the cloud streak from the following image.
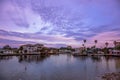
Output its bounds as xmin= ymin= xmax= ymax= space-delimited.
xmin=0 ymin=30 xmax=80 ymax=47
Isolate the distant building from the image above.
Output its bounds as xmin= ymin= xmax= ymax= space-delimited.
xmin=59 ymin=47 xmax=73 ymax=53
xmin=19 ymin=44 xmax=44 ymax=54
xmin=109 ymin=50 xmax=120 ymax=54
xmin=3 ymin=50 xmax=14 ymax=54
xmin=48 ymin=48 xmax=59 ymax=54
xmin=73 ymin=47 xmax=84 ymax=54
xmin=72 ymin=47 xmax=89 ymax=56
xmin=0 ymin=45 xmax=15 ymax=54
xmin=0 ymin=49 xmax=14 ymax=54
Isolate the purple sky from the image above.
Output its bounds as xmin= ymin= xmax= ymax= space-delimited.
xmin=0 ymin=0 xmax=120 ymax=48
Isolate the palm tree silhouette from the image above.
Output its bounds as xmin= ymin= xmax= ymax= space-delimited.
xmin=105 ymin=42 xmax=109 ymax=48
xmin=83 ymin=40 xmax=86 ymax=48
xmin=82 ymin=44 xmax=85 ymax=47
xmin=114 ymin=41 xmax=116 ymax=47
xmin=94 ymin=40 xmax=98 ymax=54
xmin=82 ymin=40 xmax=87 ymax=54
xmin=105 ymin=42 xmax=109 ymax=54
xmin=94 ymin=40 xmax=98 ymax=48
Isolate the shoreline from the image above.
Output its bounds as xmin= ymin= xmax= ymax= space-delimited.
xmin=73 ymin=54 xmax=120 ymax=57
xmin=1 ymin=53 xmax=120 ymax=57
xmin=101 ymin=72 xmax=120 ymax=80
xmin=0 ymin=53 xmax=45 ymax=56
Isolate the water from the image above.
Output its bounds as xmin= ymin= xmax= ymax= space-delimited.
xmin=0 ymin=54 xmax=120 ymax=80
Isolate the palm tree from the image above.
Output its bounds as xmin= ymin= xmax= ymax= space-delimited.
xmin=82 ymin=44 xmax=84 ymax=47
xmin=105 ymin=42 xmax=109 ymax=48
xmin=83 ymin=39 xmax=86 ymax=47
xmin=94 ymin=40 xmax=98 ymax=54
xmin=83 ymin=40 xmax=87 ymax=53
xmin=114 ymin=41 xmax=117 ymax=47
xmin=105 ymin=42 xmax=109 ymax=54
xmin=94 ymin=40 xmax=98 ymax=48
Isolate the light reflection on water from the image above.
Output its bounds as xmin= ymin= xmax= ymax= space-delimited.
xmin=0 ymin=54 xmax=120 ymax=80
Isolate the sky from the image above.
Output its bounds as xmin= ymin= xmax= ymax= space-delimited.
xmin=0 ymin=0 xmax=120 ymax=48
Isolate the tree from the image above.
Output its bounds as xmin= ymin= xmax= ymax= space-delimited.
xmin=105 ymin=42 xmax=109 ymax=48
xmin=83 ymin=40 xmax=87 ymax=54
xmin=113 ymin=41 xmax=120 ymax=50
xmin=116 ymin=46 xmax=120 ymax=50
xmin=82 ymin=44 xmax=84 ymax=47
xmin=18 ymin=46 xmax=24 ymax=54
xmin=3 ymin=45 xmax=11 ymax=50
xmin=83 ymin=39 xmax=87 ymax=48
xmin=94 ymin=40 xmax=98 ymax=48
xmin=114 ymin=41 xmax=117 ymax=47
xmin=94 ymin=40 xmax=98 ymax=54
xmin=104 ymin=42 xmax=109 ymax=54
xmin=19 ymin=46 xmax=23 ymax=50
xmin=83 ymin=40 xmax=86 ymax=44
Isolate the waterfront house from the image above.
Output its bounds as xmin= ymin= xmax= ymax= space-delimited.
xmin=59 ymin=47 xmax=73 ymax=54
xmin=73 ymin=48 xmax=82 ymax=54
xmin=48 ymin=48 xmax=59 ymax=54
xmin=0 ymin=49 xmax=14 ymax=54
xmin=109 ymin=50 xmax=120 ymax=55
xmin=3 ymin=50 xmax=14 ymax=54
xmin=0 ymin=45 xmax=14 ymax=54
xmin=73 ymin=47 xmax=85 ymax=54
xmin=21 ymin=44 xmax=35 ymax=54
xmin=19 ymin=44 xmax=44 ymax=54
xmin=34 ymin=44 xmax=44 ymax=52
xmin=97 ymin=51 xmax=104 ymax=54
xmin=108 ymin=41 xmax=120 ymax=55
xmin=63 ymin=46 xmax=73 ymax=53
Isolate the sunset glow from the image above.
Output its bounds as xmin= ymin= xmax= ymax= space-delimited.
xmin=0 ymin=0 xmax=120 ymax=47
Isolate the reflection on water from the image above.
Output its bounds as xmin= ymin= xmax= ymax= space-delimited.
xmin=0 ymin=56 xmax=12 ymax=61
xmin=18 ymin=55 xmax=48 ymax=63
xmin=0 ymin=54 xmax=120 ymax=80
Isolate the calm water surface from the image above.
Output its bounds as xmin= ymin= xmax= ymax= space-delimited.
xmin=0 ymin=54 xmax=120 ymax=80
